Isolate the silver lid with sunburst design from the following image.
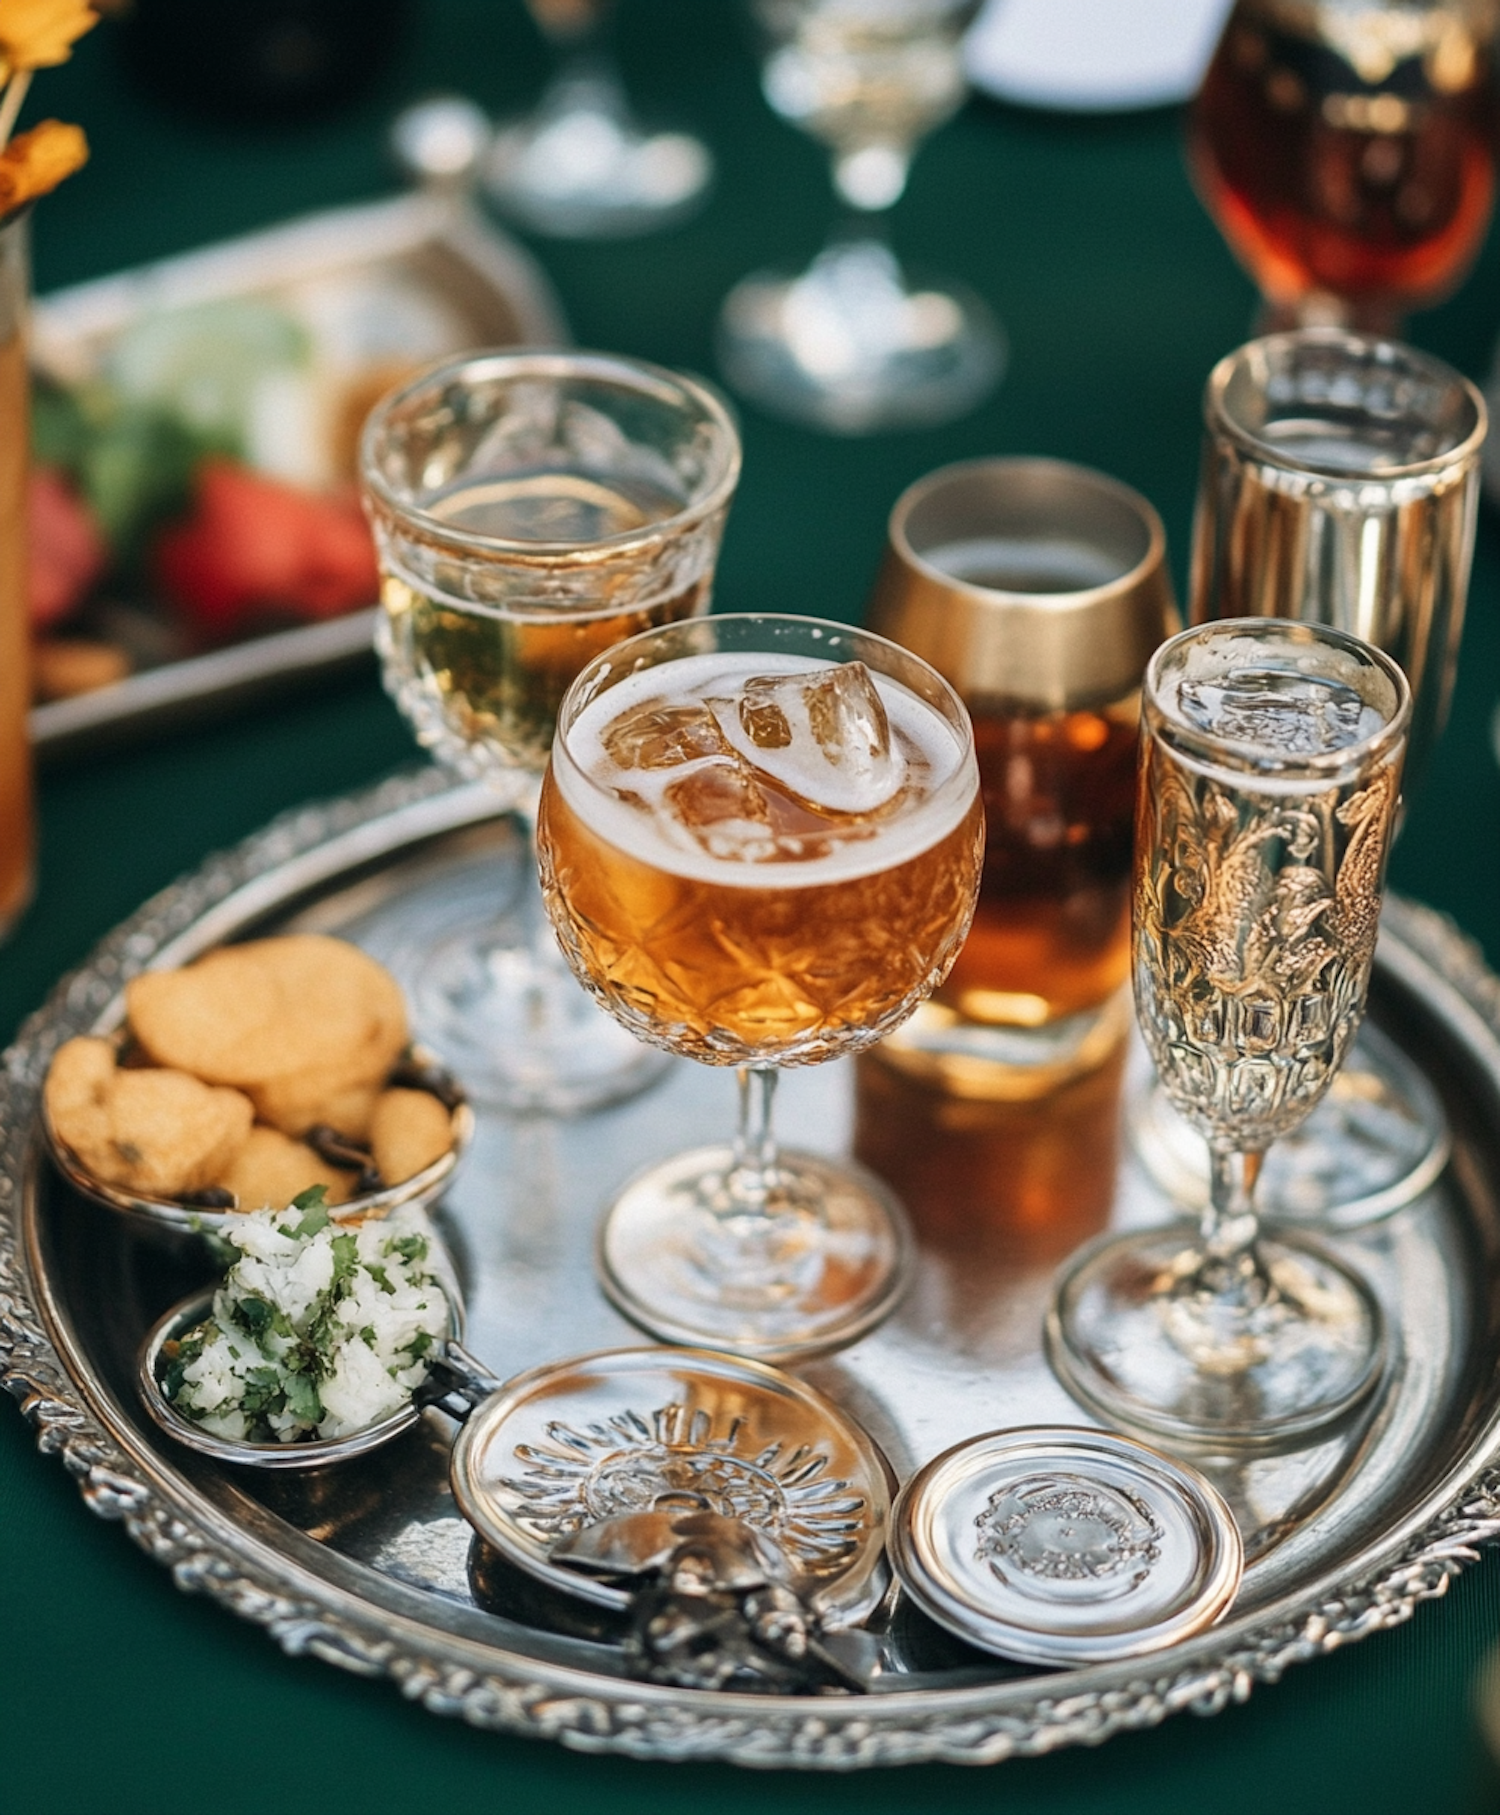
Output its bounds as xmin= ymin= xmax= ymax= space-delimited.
xmin=891 ymin=1426 xmax=1243 ymax=1665
xmin=449 ymin=1346 xmax=895 ymax=1625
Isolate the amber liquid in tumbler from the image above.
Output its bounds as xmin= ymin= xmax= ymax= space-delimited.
xmin=0 ymin=327 xmax=33 ymax=933
xmin=1190 ymin=2 xmax=1495 ymax=322
xmin=539 ymin=659 xmax=984 ymax=1064
xmin=380 ymin=471 xmax=708 ymax=775
xmin=935 ymin=700 xmax=1137 ymax=1029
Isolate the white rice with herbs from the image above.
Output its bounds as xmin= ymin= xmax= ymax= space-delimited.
xmin=163 ymin=1193 xmax=449 ymax=1443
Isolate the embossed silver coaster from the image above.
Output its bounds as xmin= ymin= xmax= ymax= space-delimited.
xmin=449 ymin=1346 xmax=895 ymax=1626
xmin=890 ymin=1426 xmax=1242 ymax=1665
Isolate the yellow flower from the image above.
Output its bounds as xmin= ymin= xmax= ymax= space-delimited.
xmin=0 ymin=0 xmax=97 ymax=83
xmin=0 ymin=117 xmax=86 ymax=212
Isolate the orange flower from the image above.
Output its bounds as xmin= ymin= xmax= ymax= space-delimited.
xmin=0 ymin=1 xmax=97 ymax=81
xmin=0 ymin=117 xmax=86 ymax=211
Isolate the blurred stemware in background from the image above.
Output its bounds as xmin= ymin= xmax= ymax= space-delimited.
xmin=1189 ymin=0 xmax=1497 ymax=334
xmin=719 ymin=0 xmax=1004 ymax=433
xmin=483 ymin=0 xmax=713 ymax=237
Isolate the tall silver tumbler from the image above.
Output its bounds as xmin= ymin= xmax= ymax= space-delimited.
xmin=1146 ymin=328 xmax=1488 ymax=1226
xmin=1190 ymin=329 xmax=1486 ymax=778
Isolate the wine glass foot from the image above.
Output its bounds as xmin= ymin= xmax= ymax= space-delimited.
xmin=1131 ymin=1022 xmax=1449 ymax=1229
xmin=1045 ymin=1224 xmax=1386 ymax=1452
xmin=595 ymin=1143 xmax=911 ymax=1362
xmin=717 ymin=238 xmax=1004 ymax=433
xmin=372 ymin=852 xmax=673 ymax=1116
xmin=483 ymin=68 xmax=711 ymax=238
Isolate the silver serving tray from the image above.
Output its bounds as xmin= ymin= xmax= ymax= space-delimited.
xmin=27 ymin=192 xmax=567 ymax=761
xmin=4 ymin=766 xmax=1500 ymax=1769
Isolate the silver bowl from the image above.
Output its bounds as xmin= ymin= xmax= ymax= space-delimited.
xmin=44 ymin=1040 xmax=474 ymax=1247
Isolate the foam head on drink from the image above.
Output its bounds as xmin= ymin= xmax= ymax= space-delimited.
xmin=538 ymin=653 xmax=984 ymax=1063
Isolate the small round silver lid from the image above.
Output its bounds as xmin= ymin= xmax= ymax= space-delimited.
xmin=891 ymin=1426 xmax=1243 ymax=1665
xmin=450 ymin=1346 xmax=895 ymax=1626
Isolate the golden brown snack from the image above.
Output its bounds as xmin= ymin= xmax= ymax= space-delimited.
xmin=369 ymin=1088 xmax=453 ymax=1186
xmin=125 ymin=935 xmax=408 ymax=1093
xmin=247 ymin=1070 xmax=382 ymax=1140
xmin=51 ymin=1060 xmax=254 ymax=1198
xmin=219 ymin=1126 xmax=354 ymax=1212
xmin=43 ymin=1036 xmax=118 ymax=1136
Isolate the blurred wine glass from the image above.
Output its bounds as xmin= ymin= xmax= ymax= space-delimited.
xmin=718 ymin=0 xmax=1004 ymax=433
xmin=484 ymin=0 xmax=713 ymax=237
xmin=1189 ymin=0 xmax=1496 ymax=333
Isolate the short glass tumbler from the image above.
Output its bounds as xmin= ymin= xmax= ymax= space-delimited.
xmin=1047 ymin=619 xmax=1410 ymax=1451
xmin=361 ymin=349 xmax=741 ymax=1114
xmin=538 ymin=612 xmax=985 ymax=1360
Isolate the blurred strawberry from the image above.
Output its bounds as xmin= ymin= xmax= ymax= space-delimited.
xmin=29 ymin=464 xmax=108 ymax=629
xmin=155 ymin=458 xmax=379 ymax=637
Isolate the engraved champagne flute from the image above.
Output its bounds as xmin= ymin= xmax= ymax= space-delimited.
xmin=360 ymin=350 xmax=741 ymax=1114
xmin=1047 ymin=619 xmax=1410 ymax=1450
xmin=538 ymin=613 xmax=985 ymax=1359
xmin=717 ymin=0 xmax=1003 ymax=433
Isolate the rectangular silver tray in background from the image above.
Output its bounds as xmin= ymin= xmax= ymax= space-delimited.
xmin=5 ymin=768 xmax=1500 ymax=1769
xmin=28 ymin=192 xmax=567 ymax=762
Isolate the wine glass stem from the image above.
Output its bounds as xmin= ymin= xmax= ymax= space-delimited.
xmin=729 ymin=1064 xmax=781 ymax=1213
xmin=831 ymin=142 xmax=912 ymax=213
xmin=513 ymin=786 xmax=575 ymax=996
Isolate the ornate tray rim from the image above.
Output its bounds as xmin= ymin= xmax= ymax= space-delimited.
xmin=5 ymin=767 xmax=1500 ymax=1771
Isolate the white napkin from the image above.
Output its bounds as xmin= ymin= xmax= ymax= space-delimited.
xmin=965 ymin=0 xmax=1235 ymax=113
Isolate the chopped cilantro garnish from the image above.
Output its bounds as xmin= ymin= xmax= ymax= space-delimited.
xmin=365 ymin=1263 xmax=395 ymax=1295
xmin=234 ymin=1294 xmax=275 ymax=1337
xmin=385 ymin=1233 xmax=428 ymax=1263
xmin=329 ymin=1231 xmax=359 ymax=1282
xmin=291 ymin=1203 xmax=331 ymax=1239
xmin=283 ymin=1372 xmax=323 ymax=1423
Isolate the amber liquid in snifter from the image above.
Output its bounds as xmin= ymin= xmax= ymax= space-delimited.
xmin=537 ymin=653 xmax=985 ymax=1063
xmin=378 ymin=472 xmax=707 ymax=778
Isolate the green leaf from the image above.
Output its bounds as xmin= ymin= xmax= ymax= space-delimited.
xmin=329 ymin=1232 xmax=359 ymax=1282
xmin=233 ymin=1294 xmax=275 ymax=1338
xmin=283 ymin=1371 xmax=323 ymax=1424
xmin=290 ymin=1195 xmax=331 ymax=1239
xmin=365 ymin=1263 xmax=395 ymax=1295
xmin=385 ymin=1233 xmax=428 ymax=1264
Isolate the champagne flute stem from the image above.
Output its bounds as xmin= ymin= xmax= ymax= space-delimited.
xmin=1200 ymin=1144 xmax=1271 ymax=1304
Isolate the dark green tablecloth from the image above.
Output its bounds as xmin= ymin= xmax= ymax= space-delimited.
xmin=7 ymin=5 xmax=1500 ymax=1810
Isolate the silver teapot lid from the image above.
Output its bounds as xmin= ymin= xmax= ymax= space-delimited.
xmin=890 ymin=1425 xmax=1242 ymax=1665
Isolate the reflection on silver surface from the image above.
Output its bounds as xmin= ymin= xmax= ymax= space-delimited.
xmin=7 ymin=769 xmax=1500 ymax=1766
xmin=449 ymin=1345 xmax=892 ymax=1624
